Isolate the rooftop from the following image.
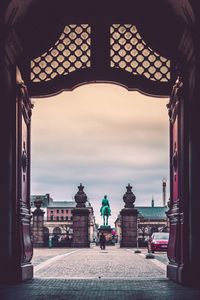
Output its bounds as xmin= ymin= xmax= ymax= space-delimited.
xmin=30 ymin=194 xmax=53 ymax=208
xmin=136 ymin=206 xmax=168 ymax=220
xmin=31 ymin=194 xmax=92 ymax=209
xmin=48 ymin=201 xmax=76 ymax=208
xmin=47 ymin=200 xmax=92 ymax=208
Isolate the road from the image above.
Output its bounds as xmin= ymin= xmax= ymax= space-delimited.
xmin=2 ymin=247 xmax=200 ymax=300
xmin=33 ymin=246 xmax=167 ymax=279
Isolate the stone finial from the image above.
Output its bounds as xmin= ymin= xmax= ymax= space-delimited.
xmin=74 ymin=183 xmax=87 ymax=208
xmin=34 ymin=199 xmax=42 ymax=209
xmin=33 ymin=199 xmax=44 ymax=216
xmin=123 ymin=183 xmax=136 ymax=208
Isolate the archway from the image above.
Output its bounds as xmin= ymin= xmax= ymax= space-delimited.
xmin=0 ymin=0 xmax=200 ymax=286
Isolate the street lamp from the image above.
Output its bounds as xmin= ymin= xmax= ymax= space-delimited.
xmin=134 ymin=218 xmax=141 ymax=253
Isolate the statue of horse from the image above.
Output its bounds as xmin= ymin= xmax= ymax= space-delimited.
xmin=100 ymin=195 xmax=111 ymax=226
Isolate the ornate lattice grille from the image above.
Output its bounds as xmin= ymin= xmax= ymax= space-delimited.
xmin=31 ymin=24 xmax=91 ymax=82
xmin=110 ymin=24 xmax=170 ymax=82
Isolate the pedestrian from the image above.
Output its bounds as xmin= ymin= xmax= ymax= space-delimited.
xmin=99 ymin=233 xmax=106 ymax=250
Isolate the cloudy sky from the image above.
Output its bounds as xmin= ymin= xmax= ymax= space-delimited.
xmin=31 ymin=84 xmax=169 ymax=226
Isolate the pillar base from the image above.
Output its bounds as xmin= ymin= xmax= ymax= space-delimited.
xmin=167 ymin=262 xmax=200 ymax=287
xmin=17 ymin=264 xmax=33 ymax=282
xmin=120 ymin=208 xmax=138 ymax=248
xmin=167 ymin=263 xmax=183 ymax=283
xmin=0 ymin=263 xmax=33 ymax=284
xmin=72 ymin=208 xmax=90 ymax=248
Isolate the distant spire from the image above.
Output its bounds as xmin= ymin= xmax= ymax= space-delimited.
xmin=151 ymin=196 xmax=154 ymax=208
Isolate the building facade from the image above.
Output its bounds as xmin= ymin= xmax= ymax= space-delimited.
xmin=31 ymin=194 xmax=98 ymax=243
xmin=115 ymin=199 xmax=168 ymax=245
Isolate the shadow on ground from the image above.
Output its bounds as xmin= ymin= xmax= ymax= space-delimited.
xmin=1 ymin=278 xmax=200 ymax=300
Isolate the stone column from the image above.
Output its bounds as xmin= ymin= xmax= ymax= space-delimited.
xmin=32 ymin=200 xmax=45 ymax=247
xmin=0 ymin=36 xmax=16 ymax=283
xmin=0 ymin=29 xmax=33 ymax=282
xmin=120 ymin=184 xmax=138 ymax=247
xmin=72 ymin=184 xmax=90 ymax=247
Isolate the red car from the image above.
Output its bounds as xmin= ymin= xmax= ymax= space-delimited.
xmin=147 ymin=232 xmax=169 ymax=253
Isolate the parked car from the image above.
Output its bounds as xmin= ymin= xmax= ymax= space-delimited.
xmin=147 ymin=232 xmax=169 ymax=253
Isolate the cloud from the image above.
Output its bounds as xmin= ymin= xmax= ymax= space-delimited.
xmin=31 ymin=84 xmax=169 ymax=226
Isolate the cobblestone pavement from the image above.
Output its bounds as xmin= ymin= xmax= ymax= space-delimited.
xmin=1 ymin=247 xmax=200 ymax=299
xmin=127 ymin=248 xmax=169 ymax=265
xmin=35 ymin=246 xmax=165 ymax=278
xmin=32 ymin=248 xmax=77 ymax=266
xmin=154 ymin=253 xmax=168 ymax=265
xmin=1 ymin=278 xmax=200 ymax=300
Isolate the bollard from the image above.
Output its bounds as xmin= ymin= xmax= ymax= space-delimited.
xmin=48 ymin=236 xmax=52 ymax=248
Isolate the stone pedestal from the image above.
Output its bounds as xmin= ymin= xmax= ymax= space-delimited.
xmin=120 ymin=183 xmax=138 ymax=248
xmin=72 ymin=183 xmax=90 ymax=247
xmin=98 ymin=225 xmax=114 ymax=245
xmin=72 ymin=208 xmax=90 ymax=247
xmin=32 ymin=200 xmax=45 ymax=247
xmin=120 ymin=208 xmax=138 ymax=247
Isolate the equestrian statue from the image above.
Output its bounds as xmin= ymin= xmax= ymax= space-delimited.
xmin=100 ymin=195 xmax=111 ymax=226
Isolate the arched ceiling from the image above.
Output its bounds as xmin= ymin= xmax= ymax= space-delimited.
xmin=5 ymin=0 xmax=195 ymax=60
xmin=3 ymin=0 xmax=196 ymax=97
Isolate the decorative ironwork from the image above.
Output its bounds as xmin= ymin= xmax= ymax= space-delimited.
xmin=21 ymin=141 xmax=27 ymax=182
xmin=31 ymin=24 xmax=91 ymax=82
xmin=30 ymin=23 xmax=172 ymax=97
xmin=21 ymin=142 xmax=28 ymax=173
xmin=167 ymin=76 xmax=183 ymax=124
xmin=172 ymin=148 xmax=178 ymax=173
xmin=110 ymin=24 xmax=170 ymax=82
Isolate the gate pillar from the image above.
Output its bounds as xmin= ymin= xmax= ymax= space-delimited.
xmin=187 ymin=61 xmax=200 ymax=286
xmin=72 ymin=184 xmax=90 ymax=247
xmin=32 ymin=200 xmax=45 ymax=247
xmin=167 ymin=76 xmax=190 ymax=284
xmin=167 ymin=63 xmax=200 ymax=286
xmin=0 ymin=34 xmax=33 ymax=282
xmin=120 ymin=184 xmax=138 ymax=248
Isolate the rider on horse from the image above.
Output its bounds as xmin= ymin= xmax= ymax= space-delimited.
xmin=100 ymin=195 xmax=111 ymax=226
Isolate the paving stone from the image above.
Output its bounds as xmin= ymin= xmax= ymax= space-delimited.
xmin=1 ymin=278 xmax=200 ymax=300
xmin=32 ymin=248 xmax=75 ymax=266
xmin=35 ymin=246 xmax=165 ymax=278
xmin=1 ymin=246 xmax=200 ymax=299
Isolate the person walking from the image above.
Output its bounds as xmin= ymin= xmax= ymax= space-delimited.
xmin=99 ymin=233 xmax=106 ymax=250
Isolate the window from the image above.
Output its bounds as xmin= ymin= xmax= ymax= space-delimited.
xmin=71 ymin=216 xmax=73 ymax=221
xmin=57 ymin=216 xmax=59 ymax=221
xmin=66 ymin=216 xmax=68 ymax=221
xmin=66 ymin=209 xmax=68 ymax=213
xmin=51 ymin=210 xmax=53 ymax=214
xmin=61 ymin=216 xmax=64 ymax=221
xmin=57 ymin=210 xmax=59 ymax=213
xmin=50 ymin=216 xmax=53 ymax=221
xmin=61 ymin=209 xmax=64 ymax=213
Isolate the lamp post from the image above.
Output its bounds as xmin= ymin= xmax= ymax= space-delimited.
xmin=134 ymin=219 xmax=141 ymax=253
